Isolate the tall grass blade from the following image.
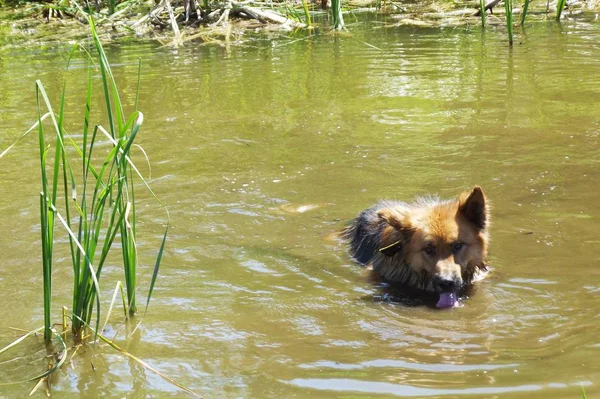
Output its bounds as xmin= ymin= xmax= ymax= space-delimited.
xmin=36 ymin=79 xmax=86 ymax=341
xmin=556 ymin=0 xmax=567 ymax=20
xmin=58 ymin=67 xmax=79 ymax=306
xmin=480 ymin=0 xmax=486 ymax=26
xmin=146 ymin=227 xmax=168 ymax=312
xmin=89 ymin=17 xmax=122 ymax=138
xmin=0 ymin=327 xmax=43 ymax=356
xmin=50 ymin=202 xmax=103 ymax=341
xmin=0 ymin=113 xmax=51 ymax=159
xmin=36 ymin=83 xmax=52 ymax=343
xmin=39 ymin=192 xmax=51 ymax=343
xmin=102 ymin=281 xmax=127 ymax=334
xmin=88 ymin=14 xmax=144 ymax=316
xmin=74 ymin=66 xmax=94 ymax=319
xmin=505 ymin=0 xmax=514 ymax=45
xmin=521 ymin=0 xmax=531 ymax=24
xmin=96 ymin=124 xmax=170 ymax=317
xmin=300 ymin=0 xmax=312 ymax=26
xmin=331 ymin=0 xmax=345 ymax=29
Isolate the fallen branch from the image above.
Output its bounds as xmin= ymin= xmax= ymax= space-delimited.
xmin=211 ymin=0 xmax=232 ymax=27
xmin=473 ymin=0 xmax=502 ymax=15
xmin=232 ymin=1 xmax=307 ymax=28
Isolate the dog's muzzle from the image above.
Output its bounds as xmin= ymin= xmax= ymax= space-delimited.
xmin=432 ymin=276 xmax=462 ymax=293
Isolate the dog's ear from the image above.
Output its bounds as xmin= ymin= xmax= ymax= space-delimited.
xmin=377 ymin=208 xmax=409 ymax=256
xmin=377 ymin=208 xmax=404 ymax=231
xmin=458 ymin=186 xmax=488 ymax=229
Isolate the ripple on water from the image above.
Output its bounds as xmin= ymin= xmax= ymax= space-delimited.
xmin=283 ymin=378 xmax=592 ymax=397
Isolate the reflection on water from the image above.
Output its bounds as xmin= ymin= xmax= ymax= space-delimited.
xmin=1 ymin=17 xmax=600 ymax=398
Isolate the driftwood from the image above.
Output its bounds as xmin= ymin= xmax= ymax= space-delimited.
xmin=473 ymin=0 xmax=502 ymax=15
xmin=136 ymin=0 xmax=306 ymax=29
xmin=231 ymin=1 xmax=308 ymax=28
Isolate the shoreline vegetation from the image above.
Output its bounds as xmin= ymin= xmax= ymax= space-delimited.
xmin=1 ymin=0 xmax=600 ymax=47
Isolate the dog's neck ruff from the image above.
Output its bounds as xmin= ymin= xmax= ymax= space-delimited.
xmin=371 ymin=252 xmax=433 ymax=291
xmin=370 ymin=251 xmax=483 ymax=293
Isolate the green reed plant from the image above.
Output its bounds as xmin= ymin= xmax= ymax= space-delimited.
xmin=331 ymin=0 xmax=344 ymax=29
xmin=479 ymin=0 xmax=486 ymax=26
xmin=36 ymin=61 xmax=79 ymax=342
xmin=3 ymin=14 xmax=168 ymax=343
xmin=520 ymin=0 xmax=530 ymax=24
xmin=505 ymin=0 xmax=514 ymax=45
xmin=70 ymin=16 xmax=168 ymax=340
xmin=556 ymin=0 xmax=567 ymax=20
xmin=0 ymin=14 xmax=199 ymax=396
xmin=284 ymin=3 xmax=303 ymax=24
xmin=300 ymin=0 xmax=312 ymax=26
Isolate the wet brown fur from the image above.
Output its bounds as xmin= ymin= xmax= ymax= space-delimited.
xmin=343 ymin=186 xmax=490 ymax=293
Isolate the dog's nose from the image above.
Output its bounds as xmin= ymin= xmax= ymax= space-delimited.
xmin=433 ymin=277 xmax=460 ymax=293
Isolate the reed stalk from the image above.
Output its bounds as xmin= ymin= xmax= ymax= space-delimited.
xmin=479 ymin=0 xmax=486 ymax=26
xmin=331 ymin=0 xmax=344 ymax=29
xmin=505 ymin=0 xmax=514 ymax=45
xmin=300 ymin=0 xmax=312 ymax=26
xmin=520 ymin=0 xmax=531 ymax=24
xmin=556 ymin=0 xmax=567 ymax=20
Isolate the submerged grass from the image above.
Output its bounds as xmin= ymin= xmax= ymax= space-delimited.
xmin=0 ymin=327 xmax=67 ymax=387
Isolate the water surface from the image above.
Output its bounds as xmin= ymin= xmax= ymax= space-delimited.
xmin=1 ymin=18 xmax=599 ymax=398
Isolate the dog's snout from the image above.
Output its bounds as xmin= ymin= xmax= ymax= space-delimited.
xmin=433 ymin=276 xmax=461 ymax=293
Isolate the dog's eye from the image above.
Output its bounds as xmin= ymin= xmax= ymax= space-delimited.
xmin=423 ymin=246 xmax=436 ymax=256
xmin=452 ymin=242 xmax=464 ymax=253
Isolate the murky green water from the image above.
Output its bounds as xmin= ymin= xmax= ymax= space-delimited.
xmin=1 ymin=18 xmax=600 ymax=398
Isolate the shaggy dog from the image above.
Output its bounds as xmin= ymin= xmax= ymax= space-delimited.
xmin=343 ymin=186 xmax=490 ymax=308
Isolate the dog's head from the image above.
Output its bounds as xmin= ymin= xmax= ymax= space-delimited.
xmin=376 ymin=186 xmax=489 ymax=297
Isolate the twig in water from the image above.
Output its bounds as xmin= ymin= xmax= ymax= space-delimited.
xmin=132 ymin=0 xmax=165 ymax=27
